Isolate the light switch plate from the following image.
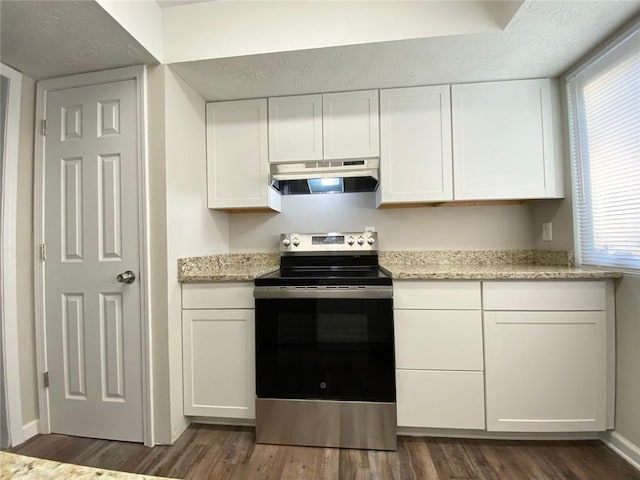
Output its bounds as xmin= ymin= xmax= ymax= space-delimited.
xmin=542 ymin=222 xmax=553 ymax=242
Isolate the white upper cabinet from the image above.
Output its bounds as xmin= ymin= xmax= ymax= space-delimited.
xmin=206 ymin=99 xmax=281 ymax=211
xmin=268 ymin=89 xmax=379 ymax=163
xmin=452 ymin=79 xmax=563 ymax=200
xmin=268 ymin=94 xmax=323 ymax=163
xmin=323 ymin=90 xmax=380 ymax=160
xmin=378 ymin=85 xmax=453 ymax=205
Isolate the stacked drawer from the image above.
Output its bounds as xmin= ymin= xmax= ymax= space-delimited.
xmin=394 ymin=281 xmax=485 ymax=429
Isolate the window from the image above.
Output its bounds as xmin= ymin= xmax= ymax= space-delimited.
xmin=567 ymin=24 xmax=640 ymax=270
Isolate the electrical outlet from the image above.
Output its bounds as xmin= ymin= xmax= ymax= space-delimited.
xmin=542 ymin=222 xmax=553 ymax=242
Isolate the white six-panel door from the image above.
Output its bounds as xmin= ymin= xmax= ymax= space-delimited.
xmin=44 ymin=79 xmax=143 ymax=442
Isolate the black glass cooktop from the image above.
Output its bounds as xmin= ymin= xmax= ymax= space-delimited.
xmin=255 ymin=255 xmax=392 ymax=287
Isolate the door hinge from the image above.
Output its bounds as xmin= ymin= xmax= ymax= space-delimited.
xmin=40 ymin=243 xmax=47 ymax=261
xmin=43 ymin=372 xmax=49 ymax=388
xmin=41 ymin=119 xmax=47 ymax=136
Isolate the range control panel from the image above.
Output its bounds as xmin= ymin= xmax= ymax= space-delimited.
xmin=280 ymin=232 xmax=378 ymax=253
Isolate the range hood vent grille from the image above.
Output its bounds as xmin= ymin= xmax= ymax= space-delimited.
xmin=271 ymin=158 xmax=379 ymax=195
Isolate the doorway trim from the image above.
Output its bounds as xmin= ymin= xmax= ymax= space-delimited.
xmin=34 ymin=66 xmax=154 ymax=446
xmin=1 ymin=62 xmax=25 ymax=447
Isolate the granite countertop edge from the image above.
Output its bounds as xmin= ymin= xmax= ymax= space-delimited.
xmin=0 ymin=451 xmax=175 ymax=480
xmin=380 ymin=264 xmax=624 ymax=280
xmin=178 ymin=263 xmax=623 ymax=282
xmin=179 ymin=265 xmax=278 ymax=283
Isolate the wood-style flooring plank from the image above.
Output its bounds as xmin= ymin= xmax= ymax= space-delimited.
xmin=6 ymin=425 xmax=640 ymax=480
xmin=459 ymin=439 xmax=501 ymax=480
xmin=403 ymin=437 xmax=440 ymax=480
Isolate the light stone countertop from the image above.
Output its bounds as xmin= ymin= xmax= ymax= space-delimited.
xmin=178 ymin=253 xmax=278 ymax=282
xmin=0 ymin=452 xmax=174 ymax=480
xmin=381 ymin=263 xmax=623 ymax=280
xmin=177 ymin=250 xmax=623 ymax=282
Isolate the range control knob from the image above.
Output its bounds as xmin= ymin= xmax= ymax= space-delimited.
xmin=292 ymin=237 xmax=300 ymax=247
xmin=357 ymin=236 xmax=365 ymax=246
xmin=282 ymin=237 xmax=291 ymax=247
xmin=367 ymin=237 xmax=375 ymax=246
xmin=347 ymin=236 xmax=355 ymax=246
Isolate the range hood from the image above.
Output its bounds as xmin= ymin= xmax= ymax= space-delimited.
xmin=271 ymin=159 xmax=379 ymax=195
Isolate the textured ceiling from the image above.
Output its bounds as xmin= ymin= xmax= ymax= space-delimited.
xmin=156 ymin=0 xmax=215 ymax=9
xmin=0 ymin=1 xmax=157 ymax=80
xmin=170 ymin=0 xmax=640 ymax=101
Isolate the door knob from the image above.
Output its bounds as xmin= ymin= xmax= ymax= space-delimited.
xmin=117 ymin=270 xmax=136 ymax=284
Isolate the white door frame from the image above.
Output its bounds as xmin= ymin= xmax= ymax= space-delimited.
xmin=34 ymin=66 xmax=154 ymax=446
xmin=1 ymin=62 xmax=25 ymax=447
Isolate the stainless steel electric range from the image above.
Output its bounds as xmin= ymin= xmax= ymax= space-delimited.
xmin=254 ymin=232 xmax=396 ymax=451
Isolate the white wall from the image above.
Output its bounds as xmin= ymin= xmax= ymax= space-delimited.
xmin=163 ymin=66 xmax=229 ymax=442
xmin=16 ymin=75 xmax=38 ymax=427
xmin=146 ymin=65 xmax=171 ymax=444
xmin=162 ymin=1 xmax=520 ymax=63
xmin=146 ymin=65 xmax=230 ymax=444
xmin=531 ymin=82 xmax=574 ymax=250
xmin=95 ymin=0 xmax=163 ymax=62
xmin=229 ymin=193 xmax=534 ymax=252
xmin=614 ymin=274 xmax=640 ymax=448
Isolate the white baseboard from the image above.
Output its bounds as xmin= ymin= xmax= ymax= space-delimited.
xmin=22 ymin=419 xmax=39 ymax=442
xmin=600 ymin=431 xmax=640 ymax=472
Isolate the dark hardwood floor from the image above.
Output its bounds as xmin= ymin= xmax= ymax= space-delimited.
xmin=8 ymin=424 xmax=640 ymax=479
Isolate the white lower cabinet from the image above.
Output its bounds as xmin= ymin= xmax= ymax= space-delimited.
xmin=483 ymin=281 xmax=611 ymax=432
xmin=179 ymin=279 xmax=613 ymax=433
xmin=394 ymin=281 xmax=485 ymax=430
xmin=182 ymin=283 xmax=255 ymax=419
xmin=394 ymin=279 xmax=613 ymax=434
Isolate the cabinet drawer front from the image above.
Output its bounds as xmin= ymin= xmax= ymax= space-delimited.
xmin=183 ymin=283 xmax=254 ymax=309
xmin=483 ymin=281 xmax=606 ymax=311
xmin=396 ymin=370 xmax=485 ymax=429
xmin=394 ymin=281 xmax=481 ymax=309
xmin=395 ymin=310 xmax=483 ymax=370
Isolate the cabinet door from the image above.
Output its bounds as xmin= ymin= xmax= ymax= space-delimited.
xmin=206 ymin=99 xmax=281 ymax=211
xmin=484 ymin=311 xmax=607 ymax=432
xmin=379 ymin=86 xmax=453 ymax=204
xmin=268 ymin=94 xmax=323 ymax=163
xmin=323 ymin=90 xmax=379 ymax=159
xmin=452 ymin=79 xmax=559 ymax=200
xmin=183 ymin=309 xmax=255 ymax=418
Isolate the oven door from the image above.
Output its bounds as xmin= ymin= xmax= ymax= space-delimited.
xmin=254 ymin=290 xmax=395 ymax=403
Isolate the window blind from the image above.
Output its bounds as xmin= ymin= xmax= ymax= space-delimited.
xmin=567 ymin=25 xmax=640 ymax=270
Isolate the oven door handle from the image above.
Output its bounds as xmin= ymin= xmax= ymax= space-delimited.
xmin=254 ymin=286 xmax=393 ymax=299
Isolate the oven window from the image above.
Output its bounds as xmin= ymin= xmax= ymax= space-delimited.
xmin=255 ymin=298 xmax=395 ymax=402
